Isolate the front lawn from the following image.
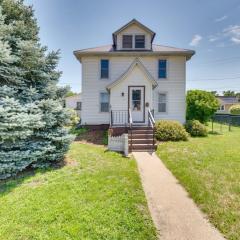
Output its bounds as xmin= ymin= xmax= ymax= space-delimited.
xmin=0 ymin=143 xmax=157 ymax=240
xmin=157 ymin=125 xmax=240 ymax=240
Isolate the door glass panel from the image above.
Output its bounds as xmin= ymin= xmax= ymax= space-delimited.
xmin=132 ymin=90 xmax=141 ymax=111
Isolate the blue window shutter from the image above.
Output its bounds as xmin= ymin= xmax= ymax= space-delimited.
xmin=101 ymin=59 xmax=109 ymax=78
xmin=158 ymin=60 xmax=167 ymax=78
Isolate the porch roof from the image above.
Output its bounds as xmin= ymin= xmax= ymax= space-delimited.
xmin=106 ymin=58 xmax=158 ymax=90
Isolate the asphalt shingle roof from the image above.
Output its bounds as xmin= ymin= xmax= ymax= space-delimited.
xmin=74 ymin=44 xmax=193 ymax=53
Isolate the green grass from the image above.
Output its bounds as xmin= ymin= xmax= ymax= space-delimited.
xmin=69 ymin=126 xmax=88 ymax=135
xmin=0 ymin=143 xmax=157 ymax=240
xmin=157 ymin=124 xmax=240 ymax=240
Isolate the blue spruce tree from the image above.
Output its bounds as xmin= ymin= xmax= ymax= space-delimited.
xmin=0 ymin=0 xmax=72 ymax=179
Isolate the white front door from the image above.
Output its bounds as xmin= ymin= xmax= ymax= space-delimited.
xmin=129 ymin=86 xmax=145 ymax=123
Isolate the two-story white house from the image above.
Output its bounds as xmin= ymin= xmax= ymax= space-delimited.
xmin=74 ymin=19 xmax=195 ymax=151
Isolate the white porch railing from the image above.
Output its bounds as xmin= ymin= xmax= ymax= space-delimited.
xmin=110 ymin=110 xmax=128 ymax=126
xmin=108 ymin=133 xmax=128 ymax=156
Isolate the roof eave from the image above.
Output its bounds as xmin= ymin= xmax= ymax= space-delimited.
xmin=74 ymin=50 xmax=195 ymax=60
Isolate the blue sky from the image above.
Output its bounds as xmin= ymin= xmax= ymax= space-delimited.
xmin=24 ymin=0 xmax=240 ymax=93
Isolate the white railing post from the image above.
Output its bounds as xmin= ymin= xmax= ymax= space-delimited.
xmin=123 ymin=134 xmax=128 ymax=156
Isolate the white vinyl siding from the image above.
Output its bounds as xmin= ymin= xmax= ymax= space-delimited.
xmin=81 ymin=56 xmax=186 ymax=124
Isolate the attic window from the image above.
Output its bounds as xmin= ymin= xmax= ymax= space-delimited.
xmin=135 ymin=35 xmax=145 ymax=48
xmin=122 ymin=35 xmax=133 ymax=48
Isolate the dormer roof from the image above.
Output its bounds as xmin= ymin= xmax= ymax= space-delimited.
xmin=112 ymin=19 xmax=156 ymax=47
xmin=73 ymin=19 xmax=195 ymax=61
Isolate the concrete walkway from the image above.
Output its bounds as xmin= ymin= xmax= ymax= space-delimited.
xmin=133 ymin=152 xmax=225 ymax=240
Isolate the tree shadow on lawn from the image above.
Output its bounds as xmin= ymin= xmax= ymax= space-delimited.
xmin=0 ymin=160 xmax=66 ymax=198
xmin=208 ymin=130 xmax=223 ymax=135
xmin=75 ymin=129 xmax=108 ymax=145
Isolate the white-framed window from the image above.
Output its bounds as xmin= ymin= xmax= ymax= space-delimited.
xmin=100 ymin=92 xmax=109 ymax=112
xmin=100 ymin=59 xmax=109 ymax=79
xmin=158 ymin=92 xmax=167 ymax=113
xmin=122 ymin=35 xmax=133 ymax=48
xmin=76 ymin=102 xmax=82 ymax=110
xmin=135 ymin=35 xmax=145 ymax=48
xmin=158 ymin=59 xmax=167 ymax=79
xmin=218 ymin=105 xmax=225 ymax=111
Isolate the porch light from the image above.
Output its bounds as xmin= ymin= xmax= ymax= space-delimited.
xmin=121 ymin=92 xmax=124 ymax=97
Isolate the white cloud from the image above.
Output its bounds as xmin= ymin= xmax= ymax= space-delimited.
xmin=209 ymin=36 xmax=219 ymax=42
xmin=215 ymin=15 xmax=227 ymax=22
xmin=189 ymin=34 xmax=202 ymax=46
xmin=224 ymin=25 xmax=240 ymax=36
xmin=231 ymin=37 xmax=240 ymax=44
xmin=223 ymin=25 xmax=240 ymax=44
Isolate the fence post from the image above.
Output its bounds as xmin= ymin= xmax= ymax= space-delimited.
xmin=212 ymin=117 xmax=213 ymax=132
xmin=228 ymin=115 xmax=231 ymax=132
xmin=123 ymin=134 xmax=128 ymax=156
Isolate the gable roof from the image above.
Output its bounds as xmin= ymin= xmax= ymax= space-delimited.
xmin=217 ymin=96 xmax=239 ymax=105
xmin=74 ymin=44 xmax=195 ymax=61
xmin=112 ymin=19 xmax=156 ymax=47
xmin=106 ymin=58 xmax=158 ymax=90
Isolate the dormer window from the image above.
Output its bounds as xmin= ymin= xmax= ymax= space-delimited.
xmin=135 ymin=35 xmax=145 ymax=48
xmin=122 ymin=35 xmax=133 ymax=48
xmin=112 ymin=19 xmax=155 ymax=50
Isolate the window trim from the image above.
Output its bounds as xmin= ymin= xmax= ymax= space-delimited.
xmin=218 ymin=105 xmax=225 ymax=111
xmin=157 ymin=92 xmax=168 ymax=114
xmin=158 ymin=59 xmax=168 ymax=79
xmin=76 ymin=101 xmax=82 ymax=111
xmin=99 ymin=91 xmax=110 ymax=113
xmin=122 ymin=35 xmax=133 ymax=49
xmin=135 ymin=35 xmax=145 ymax=49
xmin=100 ymin=59 xmax=109 ymax=79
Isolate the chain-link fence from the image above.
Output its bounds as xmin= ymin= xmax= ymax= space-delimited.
xmin=211 ymin=114 xmax=240 ymax=133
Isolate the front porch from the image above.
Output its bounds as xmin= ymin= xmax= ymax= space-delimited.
xmin=109 ymin=109 xmax=156 ymax=152
xmin=110 ymin=109 xmax=155 ymax=127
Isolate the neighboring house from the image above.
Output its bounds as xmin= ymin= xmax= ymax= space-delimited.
xmin=65 ymin=94 xmax=82 ymax=117
xmin=217 ymin=96 xmax=239 ymax=113
xmin=73 ymin=19 xmax=195 ymax=151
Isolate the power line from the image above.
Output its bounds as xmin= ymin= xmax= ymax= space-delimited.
xmin=188 ymin=75 xmax=240 ymax=81
xmin=187 ymin=87 xmax=240 ymax=91
xmin=192 ymin=56 xmax=240 ymax=65
xmin=187 ymin=84 xmax=240 ymax=91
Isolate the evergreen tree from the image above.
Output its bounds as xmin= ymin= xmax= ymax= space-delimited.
xmin=0 ymin=0 xmax=72 ymax=179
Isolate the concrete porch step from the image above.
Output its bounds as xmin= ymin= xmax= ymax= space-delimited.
xmin=130 ymin=144 xmax=157 ymax=151
xmin=130 ymin=134 xmax=154 ymax=139
xmin=131 ymin=126 xmax=153 ymax=130
xmin=129 ymin=139 xmax=155 ymax=144
xmin=129 ymin=130 xmax=153 ymax=134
